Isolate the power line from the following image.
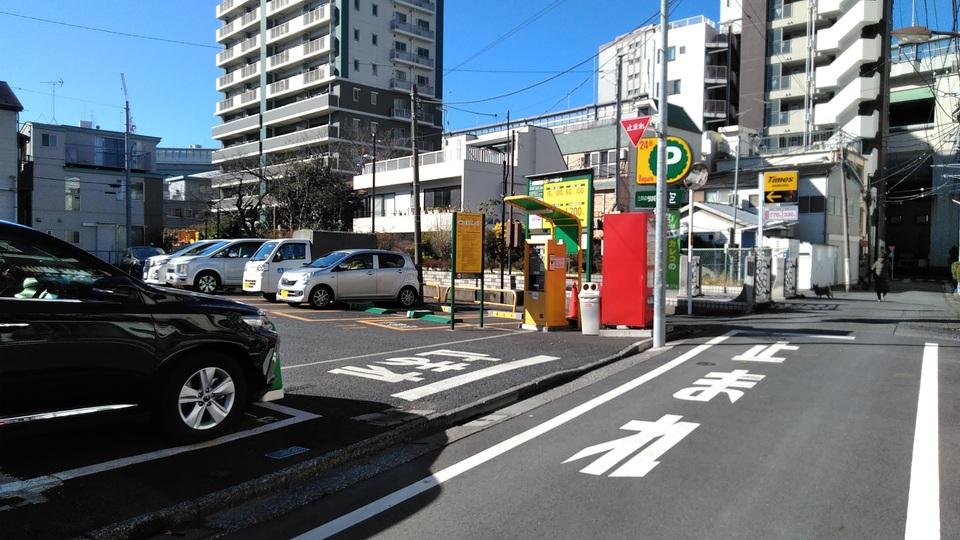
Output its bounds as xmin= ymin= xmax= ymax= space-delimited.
xmin=0 ymin=10 xmax=219 ymax=49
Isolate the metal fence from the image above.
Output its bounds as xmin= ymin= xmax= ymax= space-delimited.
xmin=89 ymin=250 xmax=125 ymax=266
xmin=684 ymin=248 xmax=773 ymax=290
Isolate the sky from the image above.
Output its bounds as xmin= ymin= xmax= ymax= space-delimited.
xmin=0 ymin=0 xmax=945 ymax=149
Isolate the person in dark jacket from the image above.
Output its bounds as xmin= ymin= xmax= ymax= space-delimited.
xmin=871 ymin=250 xmax=892 ymax=301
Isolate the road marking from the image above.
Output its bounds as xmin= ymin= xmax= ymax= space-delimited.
xmin=360 ymin=320 xmax=450 ymax=332
xmin=733 ymin=330 xmax=855 ymax=341
xmin=293 ymin=331 xmax=735 ymax=539
xmin=0 ymin=403 xmax=319 ymax=500
xmin=391 ymin=355 xmax=560 ymax=401
xmin=905 ymin=342 xmax=939 ymax=540
xmin=282 ymin=332 xmax=515 ymax=370
xmin=731 ymin=342 xmax=799 ymax=363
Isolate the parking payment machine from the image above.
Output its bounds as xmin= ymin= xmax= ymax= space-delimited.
xmin=523 ymin=237 xmax=568 ymax=330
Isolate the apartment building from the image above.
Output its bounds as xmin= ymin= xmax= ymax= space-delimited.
xmin=18 ymin=121 xmax=163 ymax=263
xmin=0 ymin=83 xmax=22 ymax=224
xmin=597 ymin=15 xmax=737 ymax=132
xmin=212 ymin=0 xmax=444 ymax=170
xmin=156 ymin=146 xmax=216 ymax=237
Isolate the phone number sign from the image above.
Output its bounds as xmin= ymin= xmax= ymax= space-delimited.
xmin=528 ymin=171 xmax=594 ymax=231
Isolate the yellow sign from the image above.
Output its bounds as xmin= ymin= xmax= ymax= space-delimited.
xmin=764 ymin=171 xmax=798 ymax=192
xmin=636 ymin=136 xmax=693 ymax=185
xmin=542 ymin=178 xmax=590 ymax=228
xmin=455 ymin=212 xmax=483 ymax=273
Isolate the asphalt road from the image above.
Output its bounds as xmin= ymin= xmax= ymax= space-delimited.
xmin=235 ymin=308 xmax=958 ymax=538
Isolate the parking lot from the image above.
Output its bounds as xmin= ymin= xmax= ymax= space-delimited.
xmin=0 ymin=292 xmax=646 ymax=538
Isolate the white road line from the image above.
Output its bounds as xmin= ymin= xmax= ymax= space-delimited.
xmin=0 ymin=403 xmax=319 ymax=499
xmin=281 ymin=332 xmax=515 ymax=370
xmin=391 ymin=355 xmax=561 ymax=402
xmin=905 ymin=342 xmax=940 ymax=540
xmin=293 ymin=331 xmax=737 ymax=540
xmin=734 ymin=330 xmax=856 ymax=341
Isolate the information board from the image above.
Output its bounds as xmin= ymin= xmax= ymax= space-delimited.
xmin=454 ymin=212 xmax=484 ymax=273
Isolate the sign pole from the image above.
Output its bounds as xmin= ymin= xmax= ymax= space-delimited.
xmin=687 ymin=187 xmax=693 ymax=315
xmin=653 ymin=0 xmax=669 ymax=348
xmin=757 ymin=171 xmax=764 ymax=250
xmin=480 ymin=213 xmax=485 ymax=328
xmin=450 ymin=213 xmax=457 ymax=330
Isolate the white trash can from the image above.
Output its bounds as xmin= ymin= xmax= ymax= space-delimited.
xmin=579 ymin=282 xmax=601 ymax=335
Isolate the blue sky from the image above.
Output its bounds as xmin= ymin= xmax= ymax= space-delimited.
xmin=0 ymin=0 xmax=942 ymax=148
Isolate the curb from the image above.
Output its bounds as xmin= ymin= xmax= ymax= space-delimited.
xmin=86 ymin=330 xmax=685 ymax=539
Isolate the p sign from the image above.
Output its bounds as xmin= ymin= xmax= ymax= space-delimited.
xmin=636 ymin=136 xmax=693 ymax=185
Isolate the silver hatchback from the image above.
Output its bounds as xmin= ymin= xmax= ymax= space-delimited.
xmin=277 ymin=249 xmax=420 ymax=308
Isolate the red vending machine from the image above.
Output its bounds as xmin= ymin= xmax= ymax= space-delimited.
xmin=601 ymin=212 xmax=655 ymax=328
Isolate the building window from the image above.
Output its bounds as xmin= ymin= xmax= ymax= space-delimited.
xmin=354 ymin=0 xmax=359 ymax=9
xmin=395 ymin=41 xmax=407 ymax=52
xmin=417 ymin=75 xmax=429 ymax=86
xmin=748 ymin=194 xmax=760 ymax=208
xmin=679 ymin=46 xmax=686 ymax=54
xmin=354 ymin=59 xmax=360 ymax=71
xmin=131 ymin=181 xmax=144 ymax=201
xmin=372 ymin=63 xmax=378 ymax=75
xmin=372 ymin=33 xmax=378 ymax=45
xmin=705 ymin=189 xmax=732 ymax=204
xmin=424 ymin=186 xmax=461 ymax=211
xmin=417 ymin=19 xmax=430 ymax=31
xmin=394 ymin=70 xmax=407 ymax=81
xmin=41 ymin=133 xmax=58 ymax=147
xmin=353 ymin=88 xmax=361 ymax=101
xmin=372 ymin=3 xmax=378 ymax=15
xmin=69 ymin=231 xmax=80 ymax=244
xmin=799 ymin=195 xmax=826 ymax=213
xmin=395 ymin=12 xmax=407 ymax=24
xmin=417 ymin=47 xmax=429 ymax=58
xmin=665 ymin=46 xmax=676 ymax=62
xmin=352 ymin=118 xmax=361 ymax=132
xmin=65 ymin=177 xmax=80 ymax=211
xmin=667 ymin=79 xmax=681 ymax=95
xmin=371 ymin=91 xmax=378 ymax=105
xmin=354 ymin=28 xmax=359 ymax=41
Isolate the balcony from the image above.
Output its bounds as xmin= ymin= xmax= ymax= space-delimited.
xmin=816 ymin=36 xmax=881 ymax=91
xmin=216 ymin=6 xmax=260 ymax=43
xmin=267 ymin=36 xmax=331 ymax=73
xmin=64 ymin=143 xmax=152 ymax=171
xmin=217 ymin=88 xmax=260 ymax=115
xmin=703 ymin=99 xmax=726 ymax=118
xmin=767 ymin=74 xmax=803 ymax=100
xmin=770 ymin=35 xmax=808 ymax=63
xmin=394 ymin=0 xmax=436 ymax=13
xmin=391 ymin=78 xmax=412 ymax=92
xmin=771 ymin=1 xmax=808 ymax=30
xmin=390 ymin=107 xmax=435 ymax=125
xmin=266 ymin=5 xmax=331 ymax=45
xmin=766 ymin=109 xmax=806 ymax=135
xmin=390 ymin=20 xmax=436 ymax=41
xmin=704 ymin=65 xmax=727 ymax=84
xmin=391 ymin=49 xmax=435 ymax=69
xmin=213 ymin=93 xmax=339 ymax=141
xmin=217 ymin=0 xmax=254 ymax=19
xmin=217 ymin=61 xmax=262 ymax=92
xmin=212 ymin=124 xmax=339 ymax=164
xmin=268 ymin=0 xmax=304 ymax=15
xmin=817 ymin=0 xmax=881 ymax=52
xmin=216 ymin=36 xmax=259 ymax=68
xmin=265 ymin=65 xmax=336 ymax=100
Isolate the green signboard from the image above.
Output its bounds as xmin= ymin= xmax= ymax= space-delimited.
xmin=526 ymin=168 xmax=595 ymax=280
xmin=667 ymin=237 xmax=680 ymax=289
xmin=634 ymin=189 xmax=685 ymax=209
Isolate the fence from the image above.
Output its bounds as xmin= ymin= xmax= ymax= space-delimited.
xmin=90 ymin=250 xmax=125 ymax=265
xmin=685 ymin=248 xmax=761 ymax=290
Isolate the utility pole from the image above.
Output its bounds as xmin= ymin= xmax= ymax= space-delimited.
xmin=653 ymin=0 xmax=669 ymax=348
xmin=614 ymin=54 xmax=624 ymax=211
xmin=729 ymin=133 xmax=741 ymax=249
xmin=500 ymin=111 xmax=510 ymax=291
xmin=371 ymin=126 xmax=377 ymax=234
xmin=121 ymin=74 xmax=132 ymax=250
xmin=507 ymin=127 xmax=516 ymax=280
xmin=411 ymin=84 xmax=423 ymax=295
xmin=875 ymin=0 xmax=894 ymax=262
xmin=840 ymin=143 xmax=852 ymax=292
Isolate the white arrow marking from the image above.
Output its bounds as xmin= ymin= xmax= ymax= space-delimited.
xmin=731 ymin=341 xmax=798 ymax=363
xmin=390 ymin=355 xmax=559 ymax=401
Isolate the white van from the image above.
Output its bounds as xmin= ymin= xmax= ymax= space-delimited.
xmin=165 ymin=239 xmax=266 ymax=294
xmin=242 ymin=239 xmax=312 ymax=302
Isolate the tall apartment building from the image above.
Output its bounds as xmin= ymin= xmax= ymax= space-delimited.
xmin=722 ymin=0 xmax=885 ymax=166
xmin=597 ymin=15 xmax=737 ymax=132
xmin=212 ymin=0 xmax=444 ymax=169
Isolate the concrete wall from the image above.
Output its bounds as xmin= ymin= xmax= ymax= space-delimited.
xmin=0 ymin=108 xmax=17 ymax=222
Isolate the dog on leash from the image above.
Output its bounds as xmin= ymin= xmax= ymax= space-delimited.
xmin=811 ymin=284 xmax=833 ymax=299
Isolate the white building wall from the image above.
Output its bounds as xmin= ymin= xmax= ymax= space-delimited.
xmin=0 ymin=108 xmax=17 ymax=222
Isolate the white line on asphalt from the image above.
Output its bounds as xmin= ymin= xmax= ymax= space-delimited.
xmin=905 ymin=342 xmax=939 ymax=540
xmin=281 ymin=332 xmax=515 ymax=370
xmin=391 ymin=355 xmax=561 ymax=401
xmin=293 ymin=331 xmax=737 ymax=539
xmin=0 ymin=403 xmax=319 ymax=500
xmin=733 ymin=330 xmax=856 ymax=341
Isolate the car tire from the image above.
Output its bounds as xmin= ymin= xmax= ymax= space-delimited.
xmin=194 ymin=271 xmax=220 ymax=294
xmin=158 ymin=353 xmax=248 ymax=441
xmin=262 ymin=292 xmax=277 ymax=303
xmin=397 ymin=286 xmax=419 ymax=308
xmin=308 ymin=285 xmax=333 ymax=309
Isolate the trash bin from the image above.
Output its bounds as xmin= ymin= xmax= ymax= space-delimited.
xmin=579 ymin=282 xmax=601 ymax=335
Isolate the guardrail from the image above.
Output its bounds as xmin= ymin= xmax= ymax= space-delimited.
xmin=423 ymin=282 xmax=519 ymax=312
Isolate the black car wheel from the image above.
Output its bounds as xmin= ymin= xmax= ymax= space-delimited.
xmin=398 ymin=286 xmax=418 ymax=308
xmin=308 ymin=285 xmax=333 ymax=309
xmin=194 ymin=271 xmax=220 ymax=294
xmin=159 ymin=353 xmax=247 ymax=441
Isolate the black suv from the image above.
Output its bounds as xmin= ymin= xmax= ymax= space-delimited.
xmin=0 ymin=221 xmax=282 ymax=440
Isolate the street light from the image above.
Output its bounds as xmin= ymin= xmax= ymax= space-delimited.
xmin=892 ymin=25 xmax=960 ymax=43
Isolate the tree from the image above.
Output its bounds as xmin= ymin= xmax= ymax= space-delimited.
xmin=272 ymin=159 xmax=359 ymax=231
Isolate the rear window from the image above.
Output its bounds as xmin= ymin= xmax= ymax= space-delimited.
xmin=379 ymin=253 xmax=406 ymax=269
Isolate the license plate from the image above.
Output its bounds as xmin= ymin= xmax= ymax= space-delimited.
xmin=280 ymin=290 xmax=288 ymax=298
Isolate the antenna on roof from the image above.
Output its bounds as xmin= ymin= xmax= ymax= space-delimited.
xmin=40 ymin=78 xmax=64 ymax=124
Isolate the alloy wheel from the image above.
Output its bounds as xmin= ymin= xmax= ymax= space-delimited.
xmin=198 ymin=275 xmax=217 ymax=294
xmin=177 ymin=367 xmax=236 ymax=430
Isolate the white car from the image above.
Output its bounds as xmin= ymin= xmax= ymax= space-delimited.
xmin=165 ymin=239 xmax=266 ymax=294
xmin=142 ymin=240 xmax=226 ymax=285
xmin=243 ymin=239 xmax=312 ymax=302
xmin=277 ymin=249 xmax=420 ymax=309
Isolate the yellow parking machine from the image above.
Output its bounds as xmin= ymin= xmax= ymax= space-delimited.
xmin=522 ymin=237 xmax=568 ymax=330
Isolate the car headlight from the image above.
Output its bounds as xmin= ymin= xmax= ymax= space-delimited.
xmin=241 ymin=312 xmax=274 ymax=330
xmin=176 ymin=263 xmax=188 ymax=274
xmin=256 ymin=263 xmax=268 ymax=272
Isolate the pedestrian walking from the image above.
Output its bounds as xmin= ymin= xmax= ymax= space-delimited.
xmin=872 ymin=250 xmax=892 ymax=301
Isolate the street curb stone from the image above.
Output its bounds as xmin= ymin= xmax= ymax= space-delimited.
xmin=85 ymin=331 xmax=686 ymax=539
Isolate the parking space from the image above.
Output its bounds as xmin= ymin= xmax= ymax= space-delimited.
xmin=0 ymin=292 xmax=644 ymax=538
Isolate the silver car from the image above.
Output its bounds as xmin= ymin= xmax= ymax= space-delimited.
xmin=166 ymin=239 xmax=266 ymax=294
xmin=277 ymin=249 xmax=420 ymax=308
xmin=142 ymin=240 xmax=225 ymax=285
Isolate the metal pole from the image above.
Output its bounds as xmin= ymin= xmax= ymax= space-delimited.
xmin=653 ymin=0 xmax=669 ymax=348
xmin=411 ymin=84 xmax=423 ymax=296
xmin=371 ymin=128 xmax=377 ymax=234
xmin=124 ymin=97 xmax=131 ymax=250
xmin=840 ymin=145 xmax=852 ymax=292
xmin=729 ymin=134 xmax=740 ymax=248
xmin=614 ymin=54 xmax=624 ymax=211
xmin=687 ymin=187 xmax=693 ymax=315
xmin=507 ymin=128 xmax=516 ymax=280
xmin=500 ymin=112 xmax=509 ymax=291
xmin=450 ymin=212 xmax=457 ymax=330
xmin=757 ymin=171 xmax=764 ymax=249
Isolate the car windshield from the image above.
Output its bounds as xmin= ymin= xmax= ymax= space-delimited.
xmin=251 ymin=241 xmax=280 ymax=262
xmin=132 ymin=247 xmax=164 ymax=258
xmin=309 ymin=251 xmax=350 ymax=269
